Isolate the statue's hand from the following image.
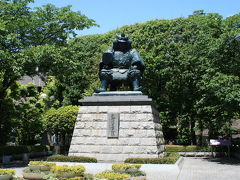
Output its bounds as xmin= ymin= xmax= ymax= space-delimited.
xmin=103 ymin=65 xmax=110 ymax=69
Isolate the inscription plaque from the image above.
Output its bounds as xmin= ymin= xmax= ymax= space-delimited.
xmin=107 ymin=113 xmax=119 ymax=138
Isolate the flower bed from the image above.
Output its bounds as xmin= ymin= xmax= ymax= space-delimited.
xmin=95 ymin=171 xmax=131 ymax=180
xmin=28 ymin=161 xmax=56 ymax=171
xmin=0 ymin=169 xmax=15 ymax=180
xmin=22 ymin=168 xmax=50 ymax=180
xmin=95 ymin=164 xmax=146 ymax=180
xmin=51 ymin=165 xmax=85 ymax=179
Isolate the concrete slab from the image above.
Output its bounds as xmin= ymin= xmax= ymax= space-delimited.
xmin=8 ymin=157 xmax=240 ymax=180
xmin=7 ymin=158 xmax=183 ymax=180
xmin=178 ymin=157 xmax=240 ymax=180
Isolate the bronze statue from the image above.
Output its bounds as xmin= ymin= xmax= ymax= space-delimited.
xmin=95 ymin=33 xmax=145 ymax=93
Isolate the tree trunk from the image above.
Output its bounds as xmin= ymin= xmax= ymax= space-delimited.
xmin=0 ymin=77 xmax=14 ymax=145
xmin=0 ymin=91 xmax=7 ymax=145
xmin=190 ymin=116 xmax=196 ymax=145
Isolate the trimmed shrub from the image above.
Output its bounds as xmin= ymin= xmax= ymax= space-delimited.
xmin=166 ymin=145 xmax=211 ymax=152
xmin=42 ymin=106 xmax=79 ymax=137
xmin=47 ymin=155 xmax=97 ymax=163
xmin=124 ymin=152 xmax=180 ymax=164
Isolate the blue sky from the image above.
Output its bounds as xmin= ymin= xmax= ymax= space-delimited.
xmin=31 ymin=0 xmax=240 ymax=36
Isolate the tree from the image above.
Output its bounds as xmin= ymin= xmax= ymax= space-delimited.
xmin=0 ymin=0 xmax=97 ymax=145
xmin=62 ymin=11 xmax=240 ymax=144
xmin=13 ymin=83 xmax=43 ymax=145
xmin=42 ymin=105 xmax=79 ymax=146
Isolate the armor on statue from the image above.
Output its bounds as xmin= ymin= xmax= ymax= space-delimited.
xmin=95 ymin=33 xmax=145 ymax=92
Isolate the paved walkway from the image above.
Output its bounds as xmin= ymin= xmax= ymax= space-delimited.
xmin=178 ymin=157 xmax=240 ymax=180
xmin=2 ymin=157 xmax=240 ymax=180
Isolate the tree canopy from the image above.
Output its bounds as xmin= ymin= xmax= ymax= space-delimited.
xmin=1 ymin=1 xmax=240 ymax=145
xmin=0 ymin=0 xmax=97 ymax=145
xmin=59 ymin=10 xmax=240 ymax=144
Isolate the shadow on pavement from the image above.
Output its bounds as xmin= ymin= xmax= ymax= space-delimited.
xmin=201 ymin=157 xmax=240 ymax=166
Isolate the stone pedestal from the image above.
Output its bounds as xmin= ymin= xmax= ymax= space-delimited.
xmin=69 ymin=91 xmax=165 ymax=162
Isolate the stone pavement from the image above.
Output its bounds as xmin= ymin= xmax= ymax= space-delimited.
xmin=3 ymin=157 xmax=240 ymax=180
xmin=178 ymin=157 xmax=240 ymax=180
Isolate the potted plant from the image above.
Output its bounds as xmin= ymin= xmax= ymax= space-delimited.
xmin=0 ymin=169 xmax=15 ymax=180
xmin=112 ymin=164 xmax=141 ymax=174
xmin=22 ymin=168 xmax=47 ymax=180
xmin=28 ymin=161 xmax=56 ymax=171
xmin=95 ymin=164 xmax=146 ymax=180
xmin=113 ymin=164 xmax=146 ymax=179
xmin=51 ymin=165 xmax=85 ymax=179
xmin=95 ymin=171 xmax=131 ymax=180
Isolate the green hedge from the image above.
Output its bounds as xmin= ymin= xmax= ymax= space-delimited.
xmin=166 ymin=145 xmax=211 ymax=152
xmin=0 ymin=146 xmax=53 ymax=155
xmin=124 ymin=152 xmax=180 ymax=164
xmin=47 ymin=155 xmax=97 ymax=163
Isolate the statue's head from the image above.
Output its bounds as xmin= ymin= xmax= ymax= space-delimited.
xmin=113 ymin=33 xmax=132 ymax=52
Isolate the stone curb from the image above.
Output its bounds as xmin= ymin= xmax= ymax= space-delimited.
xmin=179 ymin=152 xmax=213 ymax=157
xmin=175 ymin=156 xmax=184 ymax=170
xmin=50 ymin=157 xmax=184 ymax=177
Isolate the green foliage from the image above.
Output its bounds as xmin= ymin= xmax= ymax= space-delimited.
xmin=42 ymin=106 xmax=78 ymax=138
xmin=95 ymin=171 xmax=131 ymax=180
xmin=12 ymin=82 xmax=44 ymax=145
xmin=66 ymin=10 xmax=240 ymax=143
xmin=46 ymin=155 xmax=97 ymax=163
xmin=112 ymin=164 xmax=141 ymax=172
xmin=124 ymin=152 xmax=180 ymax=164
xmin=40 ymin=76 xmax=61 ymax=110
xmin=0 ymin=0 xmax=97 ymax=145
xmin=177 ymin=115 xmax=192 ymax=145
xmin=51 ymin=165 xmax=85 ymax=178
xmin=69 ymin=177 xmax=86 ymax=180
xmin=29 ymin=161 xmax=56 ymax=167
xmin=1 ymin=3 xmax=240 ymax=145
xmin=0 ymin=169 xmax=15 ymax=175
xmin=112 ymin=164 xmax=145 ymax=177
xmin=43 ymin=172 xmax=94 ymax=180
xmin=0 ymin=145 xmax=52 ymax=155
xmin=23 ymin=168 xmax=49 ymax=174
xmin=166 ymin=145 xmax=211 ymax=152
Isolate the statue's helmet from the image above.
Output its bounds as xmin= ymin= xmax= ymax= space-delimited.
xmin=113 ymin=33 xmax=132 ymax=51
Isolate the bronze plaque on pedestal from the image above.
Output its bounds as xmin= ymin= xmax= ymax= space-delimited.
xmin=107 ymin=113 xmax=119 ymax=138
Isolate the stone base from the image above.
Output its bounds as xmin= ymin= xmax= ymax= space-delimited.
xmin=69 ymin=92 xmax=165 ymax=162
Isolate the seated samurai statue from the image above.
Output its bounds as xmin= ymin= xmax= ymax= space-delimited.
xmin=95 ymin=33 xmax=145 ymax=93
